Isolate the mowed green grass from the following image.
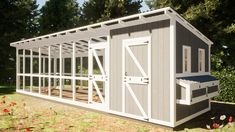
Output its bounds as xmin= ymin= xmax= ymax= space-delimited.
xmin=0 ymin=87 xmax=163 ymax=131
xmin=0 ymin=86 xmax=235 ymax=131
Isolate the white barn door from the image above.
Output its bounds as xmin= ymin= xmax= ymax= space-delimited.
xmin=88 ymin=41 xmax=109 ymax=109
xmin=122 ymin=36 xmax=151 ymax=120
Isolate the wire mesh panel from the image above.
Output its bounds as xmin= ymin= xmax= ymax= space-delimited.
xmin=62 ymin=79 xmax=73 ymax=100
xmin=32 ymin=77 xmax=39 ymax=93
xmin=41 ymin=77 xmax=49 ymax=95
xmin=24 ymin=76 xmax=30 ymax=92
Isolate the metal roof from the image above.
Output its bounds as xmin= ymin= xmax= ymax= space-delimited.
xmin=177 ymin=75 xmax=218 ymax=83
xmin=10 ymin=7 xmax=213 ymax=50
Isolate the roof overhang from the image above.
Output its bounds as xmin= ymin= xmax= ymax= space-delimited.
xmin=10 ymin=7 xmax=213 ymax=50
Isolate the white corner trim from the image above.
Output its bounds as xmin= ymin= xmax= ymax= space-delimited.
xmin=170 ymin=18 xmax=176 ymax=127
xmin=16 ymin=49 xmax=19 ymax=90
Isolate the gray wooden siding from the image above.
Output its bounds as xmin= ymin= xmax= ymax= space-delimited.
xmin=176 ymin=99 xmax=209 ymax=121
xmin=151 ymin=21 xmax=170 ymax=121
xmin=192 ymin=88 xmax=206 ymax=98
xmin=176 ymin=22 xmax=209 ymax=73
xmin=208 ymin=86 xmax=218 ymax=93
xmin=110 ymin=20 xmax=171 ymax=122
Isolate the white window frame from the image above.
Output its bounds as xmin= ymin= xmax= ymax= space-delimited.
xmin=182 ymin=45 xmax=191 ymax=73
xmin=198 ymin=48 xmax=205 ymax=72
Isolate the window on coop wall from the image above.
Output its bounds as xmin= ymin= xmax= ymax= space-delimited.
xmin=183 ymin=45 xmax=191 ymax=73
xmin=198 ymin=48 xmax=205 ymax=72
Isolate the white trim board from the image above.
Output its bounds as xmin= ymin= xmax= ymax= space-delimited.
xmin=177 ymin=91 xmax=219 ymax=105
xmin=176 ymin=72 xmax=210 ymax=78
xmin=16 ymin=89 xmax=106 ymax=111
xmin=170 ymin=19 xmax=176 ymax=127
xmin=165 ymin=9 xmax=213 ymax=45
xmin=109 ymin=110 xmax=172 ymax=127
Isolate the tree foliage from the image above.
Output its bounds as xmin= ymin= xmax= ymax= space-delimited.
xmin=80 ymin=0 xmax=142 ymax=25
xmin=0 ymin=0 xmax=38 ymax=83
xmin=212 ymin=67 xmax=235 ymax=103
xmin=39 ymin=0 xmax=80 ymax=34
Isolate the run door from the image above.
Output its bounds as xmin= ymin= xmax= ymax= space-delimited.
xmin=88 ymin=41 xmax=109 ymax=109
xmin=122 ymin=36 xmax=151 ymax=120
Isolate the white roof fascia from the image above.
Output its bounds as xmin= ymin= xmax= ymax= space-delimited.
xmin=10 ymin=7 xmax=171 ymax=49
xmin=165 ymin=7 xmax=213 ymax=45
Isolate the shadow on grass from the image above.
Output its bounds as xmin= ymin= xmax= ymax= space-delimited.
xmin=0 ymin=85 xmax=16 ymax=95
xmin=174 ymin=102 xmax=235 ymax=131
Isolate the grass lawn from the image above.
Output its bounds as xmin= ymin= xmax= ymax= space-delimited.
xmin=1 ymin=86 xmax=235 ymax=131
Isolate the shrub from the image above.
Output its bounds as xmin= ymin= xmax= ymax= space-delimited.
xmin=212 ymin=66 xmax=235 ymax=102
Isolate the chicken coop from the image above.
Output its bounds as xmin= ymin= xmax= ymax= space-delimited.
xmin=10 ymin=7 xmax=219 ymax=127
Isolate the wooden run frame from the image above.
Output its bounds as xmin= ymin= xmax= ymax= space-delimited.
xmin=16 ymin=35 xmax=110 ymax=111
